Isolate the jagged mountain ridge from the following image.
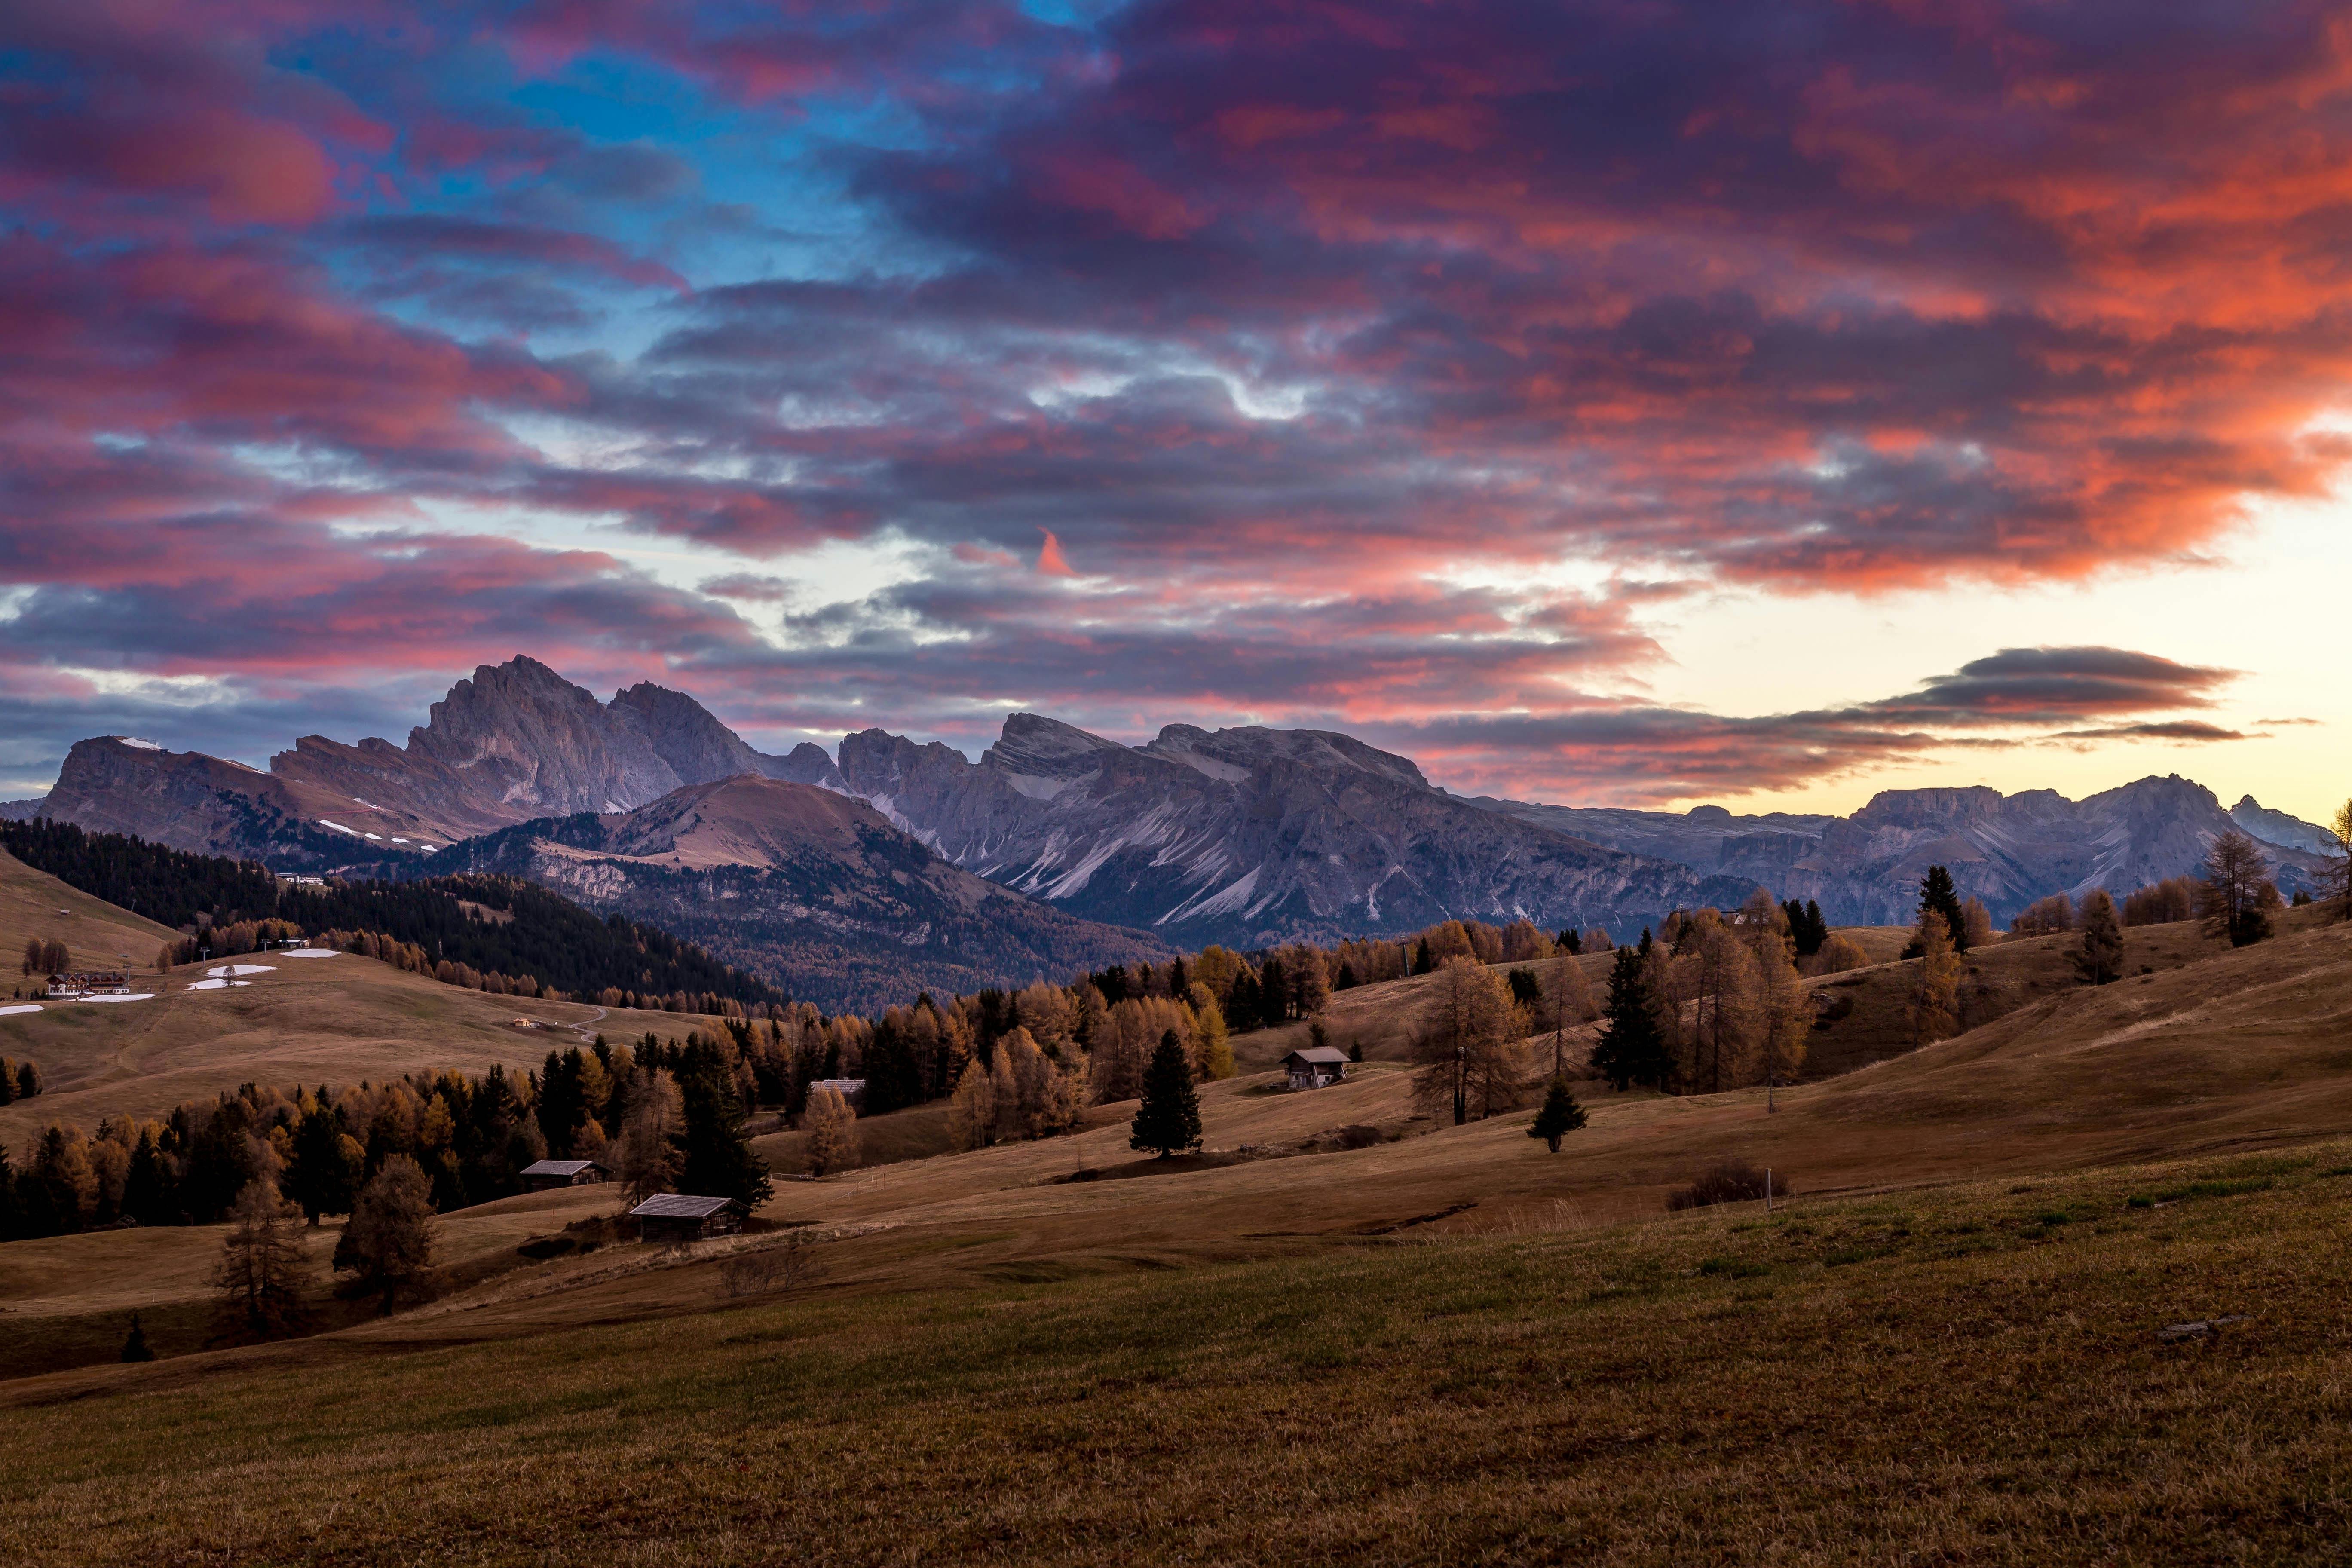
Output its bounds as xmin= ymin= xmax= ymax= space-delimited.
xmin=1468 ymin=778 xmax=2334 ymax=925
xmin=836 ymin=713 xmax=1762 ymax=948
xmin=449 ymin=775 xmax=1173 ymax=1013
xmin=29 ymin=655 xmax=2338 ymax=967
xmin=37 ymin=656 xmax=849 ymax=866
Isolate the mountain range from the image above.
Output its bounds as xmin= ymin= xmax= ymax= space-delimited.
xmin=12 ymin=655 xmax=2337 ymax=1003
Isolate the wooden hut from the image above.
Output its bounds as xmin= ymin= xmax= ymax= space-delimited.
xmin=630 ymin=1194 xmax=749 ymax=1245
xmin=519 ymin=1158 xmax=610 ymax=1192
xmin=1283 ymin=1046 xmax=1350 ymax=1090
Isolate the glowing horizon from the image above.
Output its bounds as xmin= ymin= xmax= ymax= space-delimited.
xmin=2 ymin=2 xmax=2346 ymax=824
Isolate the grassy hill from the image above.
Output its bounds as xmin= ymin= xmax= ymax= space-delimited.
xmin=7 ymin=877 xmax=2352 ymax=1561
xmin=0 ymin=849 xmax=742 ymax=1151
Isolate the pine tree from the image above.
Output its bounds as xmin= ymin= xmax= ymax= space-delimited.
xmin=1919 ymin=866 xmax=1969 ymax=951
xmin=122 ymin=1128 xmax=173 ymax=1226
xmin=2076 ymin=889 xmax=2125 ymax=984
xmin=285 ymin=1106 xmax=361 ymax=1224
xmin=1129 ymin=1030 xmax=1202 ymax=1158
xmin=1590 ymin=946 xmax=1668 ymax=1090
xmin=1527 ymin=1078 xmax=1588 ymax=1153
xmin=119 ymin=1313 xmax=155 ymax=1363
xmin=678 ymin=1070 xmax=775 ymax=1207
xmin=0 ymin=1138 xmax=18 ymax=1242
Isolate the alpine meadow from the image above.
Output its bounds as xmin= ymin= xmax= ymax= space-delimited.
xmin=8 ymin=3 xmax=2352 ymax=1564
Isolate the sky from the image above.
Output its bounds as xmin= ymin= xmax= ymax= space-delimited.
xmin=2 ymin=0 xmax=2348 ymax=821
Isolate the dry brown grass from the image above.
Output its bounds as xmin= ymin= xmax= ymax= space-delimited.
xmin=6 ymin=909 xmax=2352 ymax=1560
xmin=0 ymin=847 xmax=180 ymax=998
xmin=4 ymin=1142 xmax=2350 ymax=1565
xmin=0 ymin=849 xmax=747 ymax=1149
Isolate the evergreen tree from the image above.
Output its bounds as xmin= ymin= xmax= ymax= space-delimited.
xmin=0 ymin=1138 xmax=18 ymax=1241
xmin=1919 ymin=866 xmax=1969 ymax=951
xmin=678 ymin=1070 xmax=775 ymax=1207
xmin=1129 ymin=1030 xmax=1203 ymax=1158
xmin=16 ymin=1060 xmax=39 ymax=1099
xmin=119 ymin=1313 xmax=155 ymax=1363
xmin=1527 ymin=1077 xmax=1589 ymax=1153
xmin=1507 ymin=968 xmax=1544 ymax=1008
xmin=1558 ymin=928 xmax=1583 ymax=956
xmin=1413 ymin=937 xmax=1433 ymax=975
xmin=285 ymin=1107 xmax=362 ymax=1224
xmin=122 ymin=1127 xmax=174 ymax=1226
xmin=1589 ymin=946 xmax=1669 ymax=1091
xmin=2076 ymin=890 xmax=2125 ymax=985
xmin=0 ymin=1057 xmax=13 ymax=1106
xmin=1258 ymin=954 xmax=1288 ymax=1023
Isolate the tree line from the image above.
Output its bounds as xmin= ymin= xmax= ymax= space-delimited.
xmin=1 ymin=819 xmax=783 ymax=1010
xmin=0 ymin=1027 xmax=775 ymax=1242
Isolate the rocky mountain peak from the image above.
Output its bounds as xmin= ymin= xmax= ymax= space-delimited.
xmin=986 ymin=713 xmax=1128 ymax=778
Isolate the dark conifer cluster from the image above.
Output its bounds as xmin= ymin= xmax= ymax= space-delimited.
xmin=1 ymin=818 xmax=783 ymax=1009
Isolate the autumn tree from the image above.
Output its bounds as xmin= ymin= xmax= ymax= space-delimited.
xmin=2197 ymin=830 xmax=2275 ymax=947
xmin=1681 ymin=922 xmax=1763 ymax=1094
xmin=1129 ymin=1030 xmax=1202 ymax=1158
xmin=802 ymin=1083 xmax=859 ymax=1177
xmin=212 ymin=1178 xmax=309 ymax=1336
xmin=1911 ymin=909 xmax=1960 ymax=1043
xmin=333 ymin=1156 xmax=439 ymax=1314
xmin=2330 ymin=798 xmax=2352 ymax=921
xmin=1410 ymin=956 xmax=1529 ymax=1125
xmin=947 ymin=1058 xmax=1000 ymax=1152
xmin=1527 ymin=1078 xmax=1588 ymax=1153
xmin=2011 ymin=893 xmax=2076 ymax=936
xmin=1960 ymin=897 xmax=1994 ymax=950
xmin=2076 ymin=889 xmax=2125 ymax=985
xmin=1804 ymin=932 xmax=1870 ymax=977
xmin=615 ymin=1067 xmax=684 ymax=1202
xmin=1187 ymin=986 xmax=1235 ymax=1081
xmin=1757 ymin=946 xmax=1810 ymax=1109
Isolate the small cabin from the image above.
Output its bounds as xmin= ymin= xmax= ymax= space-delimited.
xmin=519 ymin=1158 xmax=610 ymax=1192
xmin=630 ymin=1193 xmax=749 ymax=1245
xmin=1284 ymin=1046 xmax=1350 ymax=1090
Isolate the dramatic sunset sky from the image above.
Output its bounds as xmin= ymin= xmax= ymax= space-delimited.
xmin=3 ymin=1 xmax=2348 ymax=818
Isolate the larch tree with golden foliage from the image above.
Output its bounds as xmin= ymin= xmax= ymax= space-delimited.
xmin=1911 ymin=909 xmax=1961 ymax=1044
xmin=615 ymin=1067 xmax=684 ymax=1202
xmin=333 ymin=1156 xmax=438 ymax=1314
xmin=1411 ymin=957 xmax=1530 ymax=1125
xmin=213 ymin=1178 xmax=309 ymax=1336
xmin=2330 ymin=798 xmax=2352 ymax=921
xmin=802 ymin=1083 xmax=859 ymax=1177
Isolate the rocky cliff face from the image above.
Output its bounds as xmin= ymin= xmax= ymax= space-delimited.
xmin=2231 ymin=795 xmax=2340 ymax=856
xmin=1475 ymin=775 xmax=2333 ymax=924
xmin=40 ymin=656 xmax=847 ymax=861
xmin=455 ymin=775 xmax=1171 ymax=1012
xmin=838 ymin=713 xmax=1758 ymax=947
